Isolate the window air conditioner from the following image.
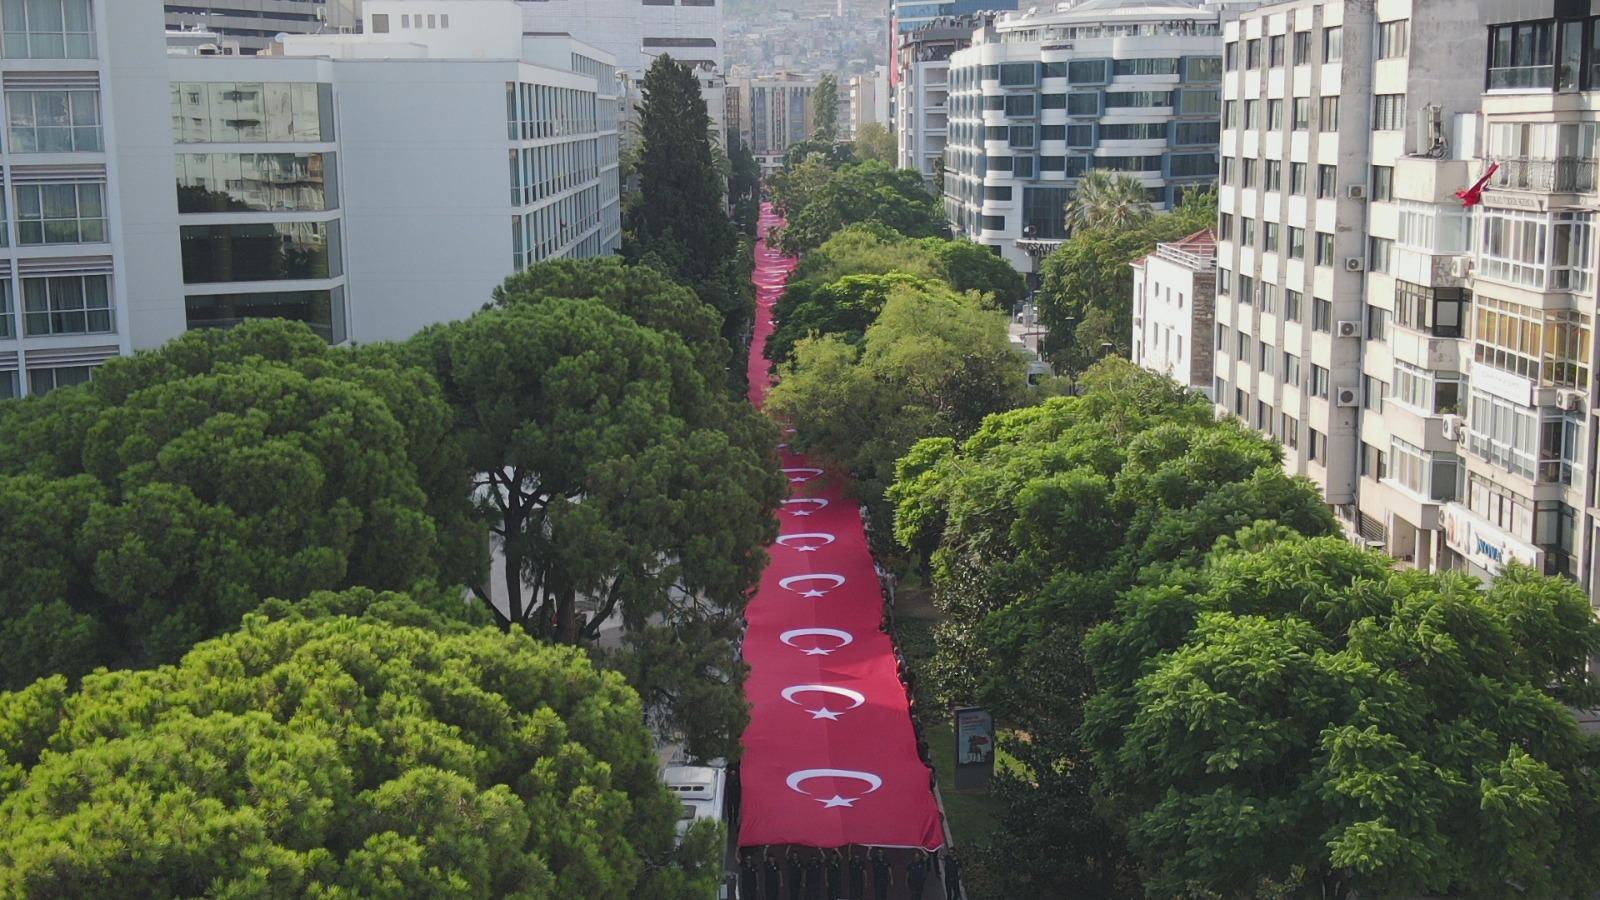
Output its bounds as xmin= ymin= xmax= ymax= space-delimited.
xmin=1335 ymin=387 xmax=1360 ymax=407
xmin=1335 ymin=320 xmax=1361 ymax=338
xmin=1345 ymin=183 xmax=1367 ymax=200
xmin=1556 ymin=389 xmax=1584 ymax=412
xmin=1448 ymin=255 xmax=1474 ymax=278
xmin=1344 ymin=257 xmax=1365 ymax=272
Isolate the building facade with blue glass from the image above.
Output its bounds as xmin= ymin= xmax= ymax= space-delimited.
xmin=942 ymin=0 xmax=1227 ymax=277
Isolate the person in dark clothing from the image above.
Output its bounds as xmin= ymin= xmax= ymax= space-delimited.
xmin=825 ymin=849 xmax=844 ymax=899
xmin=847 ymin=846 xmax=867 ymax=899
xmin=870 ymin=848 xmax=892 ymax=900
xmin=763 ymin=848 xmax=783 ymax=899
xmin=906 ymin=851 xmax=928 ymax=898
xmin=740 ymin=852 xmax=759 ymax=900
xmin=943 ymin=850 xmax=964 ymax=900
xmin=787 ymin=848 xmax=805 ymax=900
xmin=804 ymin=853 xmax=824 ymax=899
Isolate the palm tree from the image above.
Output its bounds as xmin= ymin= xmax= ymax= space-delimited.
xmin=1062 ymin=169 xmax=1154 ymax=233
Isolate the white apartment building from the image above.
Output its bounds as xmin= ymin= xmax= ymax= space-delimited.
xmin=1212 ymin=0 xmax=1524 ymax=578
xmin=0 ymin=0 xmax=181 ymax=399
xmin=846 ymin=65 xmax=890 ymax=137
xmin=943 ymin=0 xmax=1227 ymax=278
xmin=894 ymin=15 xmax=984 ymax=185
xmin=163 ymin=1 xmax=362 ymax=55
xmin=514 ymin=0 xmax=722 ymax=81
xmin=1132 ymin=228 xmax=1217 ymax=397
xmin=163 ymin=0 xmax=622 ymax=346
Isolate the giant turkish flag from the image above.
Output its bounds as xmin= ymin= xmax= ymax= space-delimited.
xmin=737 ymin=205 xmax=945 ymax=850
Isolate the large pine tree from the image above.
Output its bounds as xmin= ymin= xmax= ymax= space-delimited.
xmin=630 ymin=55 xmax=750 ymax=352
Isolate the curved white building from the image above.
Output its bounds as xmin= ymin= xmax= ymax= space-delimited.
xmin=943 ymin=0 xmax=1229 ymax=277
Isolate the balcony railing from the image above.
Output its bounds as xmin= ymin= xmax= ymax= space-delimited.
xmin=1486 ymin=156 xmax=1599 ymax=194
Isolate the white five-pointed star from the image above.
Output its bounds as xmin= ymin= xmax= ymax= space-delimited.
xmin=802 ymin=589 xmax=827 ymax=598
xmin=808 ymin=707 xmax=842 ymax=720
xmin=803 ymin=647 xmax=832 ymax=656
xmin=795 ymin=545 xmax=819 ymax=552
xmin=817 ymin=795 xmax=857 ymax=808
xmin=789 ymin=477 xmax=807 ymax=483
xmin=788 ymin=509 xmax=814 ymax=516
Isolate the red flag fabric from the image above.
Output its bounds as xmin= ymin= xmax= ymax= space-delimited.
xmin=1455 ymin=162 xmax=1500 ymax=207
xmin=738 ymin=205 xmax=946 ymax=850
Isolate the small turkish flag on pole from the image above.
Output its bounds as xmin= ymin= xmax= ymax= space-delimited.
xmin=1455 ymin=163 xmax=1501 ymax=207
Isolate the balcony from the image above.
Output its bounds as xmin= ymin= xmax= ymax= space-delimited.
xmin=1486 ymin=156 xmax=1598 ymax=194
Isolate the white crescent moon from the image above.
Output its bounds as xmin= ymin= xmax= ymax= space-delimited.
xmin=779 ymin=628 xmax=854 ymax=653
xmin=779 ymin=574 xmax=846 ymax=595
xmin=783 ymin=498 xmax=829 ymax=510
xmin=775 ymin=532 xmax=836 ymax=549
xmin=786 ymin=768 xmax=884 ymax=795
xmin=781 ymin=684 xmax=866 ymax=708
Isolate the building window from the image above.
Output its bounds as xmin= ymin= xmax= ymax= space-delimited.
xmin=28 ymin=364 xmax=91 ymax=396
xmin=1178 ymin=89 xmax=1221 ymax=116
xmin=1264 ymin=222 xmax=1280 ymax=252
xmin=1103 ymin=91 xmax=1171 ymax=109
xmin=371 ymin=13 xmax=389 ymax=32
xmin=1099 ymin=122 xmax=1166 ymax=141
xmin=1238 ymin=273 xmax=1255 ymax=305
xmin=1169 ymin=153 xmax=1217 ymax=178
xmin=1318 ymin=97 xmax=1339 ymax=131
xmin=1372 ymin=165 xmax=1393 ymax=201
xmin=1260 ymin=283 xmax=1278 ymax=314
xmin=1367 ymin=305 xmax=1391 ymax=341
xmin=14 ymin=182 xmax=105 ymax=244
xmin=1218 ymin=212 xmax=1233 ymax=242
xmin=1474 ymin=294 xmax=1591 ymax=387
xmin=176 ymin=152 xmax=334 ymax=214
xmin=1373 ymin=94 xmax=1405 ymax=131
xmin=1066 ymin=59 xmax=1107 ymax=84
xmin=0 ymin=280 xmax=10 ymax=338
xmin=171 ymin=82 xmax=332 ymax=144
xmin=1283 ymin=352 xmax=1301 ymax=387
xmin=1217 ymin=268 xmax=1231 ymax=296
xmin=1241 ymin=158 xmax=1257 ymax=188
xmin=1369 ymin=237 xmax=1393 ymax=273
xmin=1361 ymin=443 xmax=1390 ymax=480
xmin=1285 ymin=289 xmax=1302 ymax=322
xmin=1224 ymin=41 xmax=1238 ymax=71
xmin=1316 ymin=164 xmax=1338 ymax=199
xmin=22 ymin=273 xmax=111 ymax=336
xmin=1224 ymin=100 xmax=1237 ymax=129
xmin=1288 ymin=226 xmax=1305 ymax=259
xmin=1323 ymin=26 xmax=1343 ymax=63
xmin=1283 ymin=414 xmax=1299 ymax=448
xmin=1244 ymin=99 xmax=1259 ymax=129
xmin=1378 ymin=20 xmax=1409 ymax=59
xmin=1291 ymin=97 xmax=1310 ymax=131
xmin=1009 ymin=125 xmax=1036 ymax=148
xmin=1467 ymin=393 xmax=1540 ymax=479
xmin=1488 ymin=21 xmax=1554 ymax=90
xmin=1066 ymin=92 xmax=1099 ymax=116
xmin=1240 ymin=217 xmax=1256 ymax=247
xmin=186 ymin=288 xmax=346 ymax=344
xmin=1267 ymin=99 xmax=1284 ymax=130
xmin=180 ymin=220 xmax=341 ymax=284
xmin=1293 ymin=30 xmax=1312 ymax=65
xmin=1269 ymin=34 xmax=1285 ymax=67
xmin=1000 ymin=62 xmax=1038 ymax=87
xmin=1258 ymin=340 xmax=1274 ymax=375
xmin=6 ymin=89 xmax=100 ymax=152
xmin=1395 ymin=201 xmax=1473 ymax=255
xmin=1041 ymin=93 xmax=1066 ymax=110
xmin=1290 ymin=162 xmax=1306 ymax=195
xmin=1392 ymin=360 xmax=1463 ymax=415
xmin=1310 ymin=364 xmax=1330 ymax=398
xmin=1246 ymin=38 xmax=1262 ymax=69
xmin=1315 ymin=232 xmax=1335 ymax=266
xmin=1004 ymin=94 xmax=1035 ymax=117
xmin=1312 ymin=296 xmax=1332 ymax=331
xmin=1113 ymin=58 xmax=1179 ymax=76
xmin=1 ymin=0 xmax=95 ymax=59
xmin=1395 ymin=280 xmax=1467 ymax=338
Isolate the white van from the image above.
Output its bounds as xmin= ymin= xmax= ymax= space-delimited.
xmin=662 ymin=764 xmax=727 ymax=840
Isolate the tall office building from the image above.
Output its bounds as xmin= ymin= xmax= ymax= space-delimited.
xmin=942 ymin=0 xmax=1227 ymax=279
xmin=515 ymin=0 xmax=722 ymax=80
xmin=726 ymin=73 xmax=819 ymax=175
xmin=0 ymin=0 xmax=180 ymax=399
xmin=1201 ymin=0 xmax=1600 ymax=585
xmin=890 ymin=0 xmax=1013 ymax=35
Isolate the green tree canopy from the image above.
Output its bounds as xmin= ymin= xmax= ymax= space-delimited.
xmin=1036 ymin=187 xmax=1217 ymax=372
xmin=1083 ymin=538 xmax=1600 ymax=900
xmin=729 ymin=135 xmax=762 ymax=235
xmin=776 ymin=160 xmax=948 ymax=257
xmin=0 ymin=604 xmax=718 ymax=898
xmin=1063 ymin=169 xmax=1154 ymax=233
xmin=0 ymin=320 xmax=480 ymax=688
xmin=851 ymin=121 xmax=896 ymax=164
xmin=407 ymin=294 xmax=783 ymax=759
xmin=627 ymin=54 xmax=752 ymax=353
xmin=766 ymin=281 xmax=1024 ymax=540
xmin=811 ymin=74 xmax=839 ymax=144
xmin=765 ymin=271 xmax=932 ymax=365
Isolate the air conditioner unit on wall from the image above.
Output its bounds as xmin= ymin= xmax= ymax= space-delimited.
xmin=1345 ymin=183 xmax=1367 ymax=200
xmin=1557 ymin=389 xmax=1584 ymax=412
xmin=1335 ymin=320 xmax=1361 ymax=338
xmin=1344 ymin=257 xmax=1365 ymax=272
xmin=1335 ymin=387 xmax=1360 ymax=407
xmin=1442 ymin=414 xmax=1463 ymax=441
xmin=1449 ymin=255 xmax=1474 ymax=278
